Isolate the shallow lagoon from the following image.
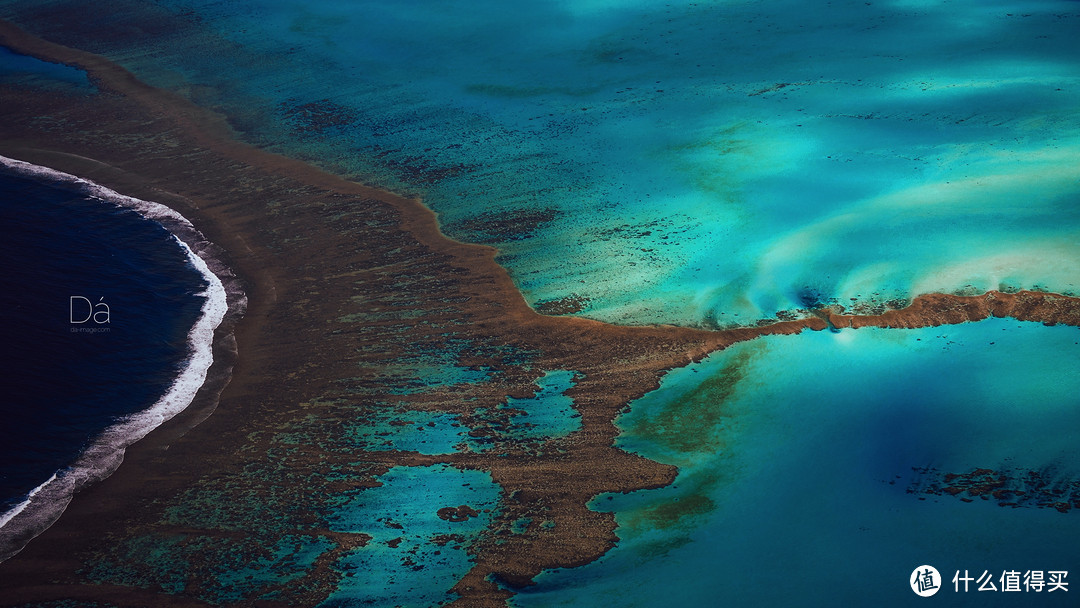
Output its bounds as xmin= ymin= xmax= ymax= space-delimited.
xmin=2 ymin=0 xmax=1079 ymax=604
xmin=10 ymin=0 xmax=1072 ymax=326
xmin=515 ymin=318 xmax=1080 ymax=606
xmin=499 ymin=369 xmax=581 ymax=442
xmin=325 ymin=465 xmax=501 ymax=608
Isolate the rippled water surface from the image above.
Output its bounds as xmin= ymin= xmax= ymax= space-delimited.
xmin=4 ymin=0 xmax=1077 ymax=326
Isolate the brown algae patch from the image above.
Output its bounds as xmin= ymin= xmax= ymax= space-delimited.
xmin=621 ymin=345 xmax=758 ymax=458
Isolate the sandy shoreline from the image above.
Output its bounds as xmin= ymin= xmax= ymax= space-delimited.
xmin=2 ymin=17 xmax=1080 ymax=607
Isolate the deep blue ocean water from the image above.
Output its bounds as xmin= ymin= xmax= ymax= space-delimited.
xmin=0 ymin=170 xmax=207 ymax=515
xmin=0 ymin=45 xmax=91 ymax=89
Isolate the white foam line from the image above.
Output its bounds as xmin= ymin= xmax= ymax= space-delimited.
xmin=0 ymin=154 xmax=241 ymax=562
xmin=0 ymin=473 xmax=55 ymax=530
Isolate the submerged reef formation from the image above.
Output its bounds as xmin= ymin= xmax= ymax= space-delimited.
xmin=909 ymin=467 xmax=1080 ymax=513
xmin=0 ymin=19 xmax=776 ymax=606
xmin=1 ymin=14 xmax=1080 ymax=608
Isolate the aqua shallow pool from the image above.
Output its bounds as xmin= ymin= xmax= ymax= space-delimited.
xmin=325 ymin=465 xmax=502 ymax=608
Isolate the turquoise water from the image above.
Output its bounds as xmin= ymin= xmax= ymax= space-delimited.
xmin=345 ymin=410 xmax=476 ymax=455
xmin=3 ymin=1 xmax=1080 ymax=605
xmin=499 ymin=370 xmax=581 ymax=441
xmin=332 ymin=370 xmax=581 ymax=455
xmin=513 ymin=319 xmax=1080 ymax=607
xmin=4 ymin=0 xmax=1078 ymax=325
xmin=324 ymin=464 xmax=501 ymax=608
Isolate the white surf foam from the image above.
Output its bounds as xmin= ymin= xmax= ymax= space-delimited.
xmin=0 ymin=154 xmax=244 ymax=562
